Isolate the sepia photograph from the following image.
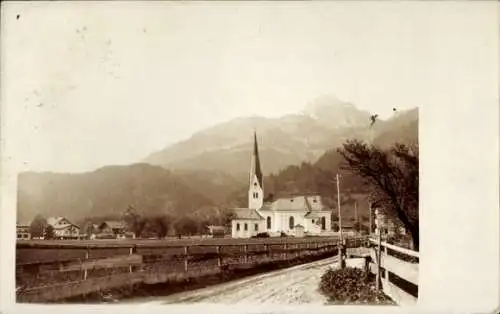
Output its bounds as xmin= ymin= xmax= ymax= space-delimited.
xmin=1 ymin=1 xmax=498 ymax=313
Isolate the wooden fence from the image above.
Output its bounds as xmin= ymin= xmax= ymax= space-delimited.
xmin=368 ymin=237 xmax=419 ymax=305
xmin=16 ymin=236 xmax=367 ymax=303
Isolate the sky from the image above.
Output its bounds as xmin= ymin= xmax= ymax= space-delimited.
xmin=1 ymin=1 xmax=498 ymax=173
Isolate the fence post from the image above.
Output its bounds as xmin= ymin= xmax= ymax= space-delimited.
xmin=184 ymin=246 xmax=189 ymax=272
xmin=264 ymin=244 xmax=269 ymax=260
xmin=129 ymin=246 xmax=136 ymax=273
xmin=376 ymin=229 xmax=382 ymax=291
xmin=283 ymin=242 xmax=287 ymax=260
xmin=83 ymin=246 xmax=89 ymax=280
xmin=216 ymin=245 xmax=222 ymax=267
xmin=363 ymin=255 xmax=370 ymax=276
xmin=384 ymin=244 xmax=389 ymax=284
xmin=244 ymin=244 xmax=248 ymax=263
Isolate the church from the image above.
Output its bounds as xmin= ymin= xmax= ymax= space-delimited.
xmin=231 ymin=132 xmax=332 ymax=238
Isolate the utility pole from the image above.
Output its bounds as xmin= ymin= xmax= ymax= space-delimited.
xmin=354 ymin=201 xmax=358 ymax=224
xmin=336 ymin=173 xmax=345 ymax=269
xmin=369 ymin=202 xmax=372 ymax=236
xmin=376 ymin=208 xmax=382 ymax=291
xmin=336 ymin=173 xmax=342 ymax=242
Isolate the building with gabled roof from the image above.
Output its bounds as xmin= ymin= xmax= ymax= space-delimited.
xmin=98 ymin=221 xmax=127 ymax=237
xmin=46 ymin=216 xmax=80 ymax=238
xmin=231 ymin=131 xmax=332 ymax=238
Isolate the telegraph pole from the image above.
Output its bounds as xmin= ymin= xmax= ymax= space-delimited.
xmin=369 ymin=202 xmax=372 ymax=236
xmin=336 ymin=173 xmax=342 ymax=242
xmin=376 ymin=208 xmax=382 ymax=291
xmin=336 ymin=173 xmax=345 ymax=269
xmin=354 ymin=201 xmax=358 ymax=224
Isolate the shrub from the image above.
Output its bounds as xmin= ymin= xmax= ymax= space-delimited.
xmin=252 ymin=232 xmax=270 ymax=238
xmin=319 ymin=266 xmax=394 ymax=305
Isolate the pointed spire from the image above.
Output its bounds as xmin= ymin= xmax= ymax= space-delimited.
xmin=251 ymin=130 xmax=263 ymax=188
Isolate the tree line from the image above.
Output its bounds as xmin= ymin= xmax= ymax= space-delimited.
xmin=28 ymin=206 xmax=235 ymax=239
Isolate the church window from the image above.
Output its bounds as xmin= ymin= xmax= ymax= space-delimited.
xmin=289 ymin=216 xmax=294 ymax=230
xmin=254 ymin=224 xmax=258 ymax=231
xmin=266 ymin=216 xmax=271 ymax=229
xmin=236 ymin=223 xmax=240 ymax=231
xmin=244 ymin=223 xmax=248 ymax=231
xmin=255 ymin=192 xmax=258 ymax=199
xmin=312 ymin=219 xmax=315 ymax=223
xmin=321 ymin=217 xmax=326 ymax=230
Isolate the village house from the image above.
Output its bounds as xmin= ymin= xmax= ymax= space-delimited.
xmin=16 ymin=224 xmax=31 ymax=240
xmin=230 ymin=132 xmax=332 ymax=238
xmin=374 ymin=208 xmax=407 ymax=237
xmin=207 ymin=225 xmax=227 ymax=238
xmin=46 ymin=216 xmax=81 ymax=239
xmin=97 ymin=221 xmax=128 ymax=239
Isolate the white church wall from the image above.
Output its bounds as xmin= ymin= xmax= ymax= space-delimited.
xmin=305 ymin=219 xmax=321 ymax=234
xmin=260 ymin=212 xmax=275 ymax=234
xmin=231 ymin=219 xmax=264 ymax=238
xmin=322 ymin=213 xmax=332 ymax=231
xmin=274 ymin=211 xmax=308 ymax=235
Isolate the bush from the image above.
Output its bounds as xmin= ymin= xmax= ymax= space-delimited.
xmin=319 ymin=267 xmax=394 ymax=305
xmin=252 ymin=232 xmax=270 ymax=238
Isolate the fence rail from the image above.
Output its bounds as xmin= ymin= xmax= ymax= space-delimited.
xmin=16 ymin=236 xmax=367 ymax=303
xmin=368 ymin=237 xmax=419 ymax=305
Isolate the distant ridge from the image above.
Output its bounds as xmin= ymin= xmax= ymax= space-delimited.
xmin=17 ymin=96 xmax=418 ymax=223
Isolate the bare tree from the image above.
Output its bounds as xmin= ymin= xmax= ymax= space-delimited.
xmin=338 ymin=140 xmax=419 ymax=250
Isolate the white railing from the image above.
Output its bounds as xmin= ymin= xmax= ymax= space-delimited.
xmin=368 ymin=237 xmax=419 ymax=306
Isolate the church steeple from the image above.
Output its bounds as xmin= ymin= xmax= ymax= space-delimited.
xmin=250 ymin=130 xmax=263 ymax=188
xmin=248 ymin=130 xmax=264 ymax=209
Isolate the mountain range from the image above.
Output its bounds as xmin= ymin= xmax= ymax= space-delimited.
xmin=17 ymin=96 xmax=418 ymax=225
xmin=144 ymin=96 xmax=416 ymax=176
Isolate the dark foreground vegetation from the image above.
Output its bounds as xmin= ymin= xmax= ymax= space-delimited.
xmin=319 ymin=266 xmax=395 ymax=305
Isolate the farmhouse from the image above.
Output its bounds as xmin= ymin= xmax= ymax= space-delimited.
xmin=231 ymin=132 xmax=332 ymax=238
xmin=16 ymin=224 xmax=31 ymax=240
xmin=373 ymin=207 xmax=409 ymax=238
xmin=98 ymin=221 xmax=127 ymax=238
xmin=46 ymin=216 xmax=81 ymax=239
xmin=207 ymin=225 xmax=227 ymax=238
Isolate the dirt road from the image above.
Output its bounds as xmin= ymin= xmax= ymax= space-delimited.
xmin=133 ymin=257 xmax=364 ymax=305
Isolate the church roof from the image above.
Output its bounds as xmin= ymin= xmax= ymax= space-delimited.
xmin=232 ymin=208 xmax=265 ymax=220
xmin=99 ymin=221 xmax=126 ymax=230
xmin=268 ymin=195 xmax=325 ymax=211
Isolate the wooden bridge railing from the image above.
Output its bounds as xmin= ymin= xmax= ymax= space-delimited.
xmin=368 ymin=237 xmax=419 ymax=306
xmin=16 ymin=236 xmax=367 ymax=303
